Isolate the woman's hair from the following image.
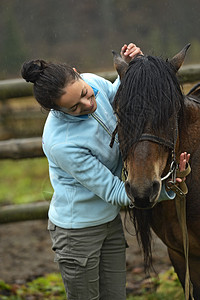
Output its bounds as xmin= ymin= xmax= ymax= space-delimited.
xmin=21 ymin=60 xmax=81 ymax=110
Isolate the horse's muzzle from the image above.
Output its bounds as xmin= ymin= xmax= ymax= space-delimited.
xmin=125 ymin=180 xmax=160 ymax=209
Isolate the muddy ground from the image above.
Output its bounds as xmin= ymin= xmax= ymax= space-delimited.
xmin=0 ymin=212 xmax=171 ymax=292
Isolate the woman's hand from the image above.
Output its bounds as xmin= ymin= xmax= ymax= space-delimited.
xmin=176 ymin=152 xmax=190 ymax=183
xmin=120 ymin=43 xmax=143 ymax=63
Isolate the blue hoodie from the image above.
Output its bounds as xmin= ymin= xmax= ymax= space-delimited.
xmin=42 ymin=73 xmax=174 ymax=229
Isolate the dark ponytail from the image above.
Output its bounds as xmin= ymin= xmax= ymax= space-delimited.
xmin=21 ymin=60 xmax=80 ymax=110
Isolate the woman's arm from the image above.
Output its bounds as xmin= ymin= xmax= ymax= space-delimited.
xmin=50 ymin=142 xmax=131 ymax=206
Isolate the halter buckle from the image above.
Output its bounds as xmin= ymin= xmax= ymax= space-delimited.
xmin=161 ymin=160 xmax=177 ymax=182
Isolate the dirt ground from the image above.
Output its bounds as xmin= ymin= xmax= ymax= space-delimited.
xmin=0 ymin=212 xmax=171 ymax=292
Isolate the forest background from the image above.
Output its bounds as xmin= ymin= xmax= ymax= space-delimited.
xmin=0 ymin=0 xmax=200 ymax=80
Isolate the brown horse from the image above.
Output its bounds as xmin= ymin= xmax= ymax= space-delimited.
xmin=111 ymin=45 xmax=200 ymax=299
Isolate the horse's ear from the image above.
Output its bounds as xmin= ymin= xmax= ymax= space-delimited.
xmin=112 ymin=50 xmax=128 ymax=79
xmin=168 ymin=43 xmax=191 ymax=72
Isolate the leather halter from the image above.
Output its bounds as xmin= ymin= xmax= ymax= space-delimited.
xmin=139 ymin=134 xmax=174 ymax=150
xmin=138 ymin=132 xmax=177 ymax=182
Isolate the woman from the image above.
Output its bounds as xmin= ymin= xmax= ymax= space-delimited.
xmin=21 ymin=43 xmax=189 ymax=300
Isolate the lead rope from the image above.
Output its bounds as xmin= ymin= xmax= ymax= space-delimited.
xmin=167 ymin=163 xmax=194 ymax=300
xmin=167 ymin=116 xmax=193 ymax=300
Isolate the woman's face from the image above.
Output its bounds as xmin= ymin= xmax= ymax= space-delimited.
xmin=56 ymin=79 xmax=97 ymax=116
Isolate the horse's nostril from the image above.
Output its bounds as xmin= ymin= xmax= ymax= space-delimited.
xmin=150 ymin=180 xmax=160 ymax=202
xmin=152 ymin=180 xmax=160 ymax=194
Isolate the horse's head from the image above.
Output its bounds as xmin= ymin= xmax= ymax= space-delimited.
xmin=112 ymin=44 xmax=190 ymax=209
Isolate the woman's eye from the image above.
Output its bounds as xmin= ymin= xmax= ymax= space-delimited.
xmin=81 ymin=89 xmax=87 ymax=97
xmin=71 ymin=105 xmax=78 ymax=112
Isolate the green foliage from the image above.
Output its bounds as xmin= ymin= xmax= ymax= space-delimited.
xmin=0 ymin=4 xmax=27 ymax=78
xmin=156 ymin=268 xmax=184 ymax=299
xmin=0 ymin=268 xmax=184 ymax=300
xmin=25 ymin=273 xmax=66 ymax=299
xmin=0 ymin=273 xmax=66 ymax=300
xmin=127 ymin=268 xmax=184 ymax=300
xmin=0 ymin=158 xmax=53 ymax=206
xmin=0 ymin=280 xmax=11 ymax=291
xmin=0 ymin=0 xmax=199 ymax=78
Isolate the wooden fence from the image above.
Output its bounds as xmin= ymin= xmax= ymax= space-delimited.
xmin=0 ymin=66 xmax=200 ymax=223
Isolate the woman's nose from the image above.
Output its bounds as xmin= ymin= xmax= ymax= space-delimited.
xmin=81 ymin=97 xmax=91 ymax=107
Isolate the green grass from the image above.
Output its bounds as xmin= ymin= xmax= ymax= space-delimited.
xmin=0 ymin=158 xmax=53 ymax=206
xmin=0 ymin=273 xmax=65 ymax=300
xmin=0 ymin=268 xmax=184 ymax=300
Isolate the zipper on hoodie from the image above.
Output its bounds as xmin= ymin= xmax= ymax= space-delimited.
xmin=91 ymin=112 xmax=119 ymax=144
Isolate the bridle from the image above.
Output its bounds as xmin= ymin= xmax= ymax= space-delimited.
xmin=138 ymin=133 xmax=177 ymax=182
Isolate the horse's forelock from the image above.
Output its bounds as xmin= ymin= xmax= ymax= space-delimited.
xmin=114 ymin=55 xmax=184 ymax=160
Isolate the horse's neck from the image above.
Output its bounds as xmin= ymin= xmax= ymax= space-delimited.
xmin=179 ymin=97 xmax=200 ymax=155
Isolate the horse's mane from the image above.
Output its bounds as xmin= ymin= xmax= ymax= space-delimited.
xmin=113 ymin=55 xmax=185 ymax=160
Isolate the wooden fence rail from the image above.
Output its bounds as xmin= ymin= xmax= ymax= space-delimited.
xmin=0 ymin=202 xmax=49 ymax=224
xmin=0 ymin=137 xmax=43 ymax=159
xmin=0 ymin=79 xmax=33 ymax=101
xmin=0 ymin=65 xmax=200 ymax=100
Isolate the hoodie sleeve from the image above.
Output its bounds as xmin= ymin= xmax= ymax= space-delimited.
xmin=50 ymin=141 xmax=131 ymax=207
xmin=158 ymin=183 xmax=176 ymax=202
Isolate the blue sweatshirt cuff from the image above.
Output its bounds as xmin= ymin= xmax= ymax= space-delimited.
xmin=158 ymin=183 xmax=176 ymax=202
